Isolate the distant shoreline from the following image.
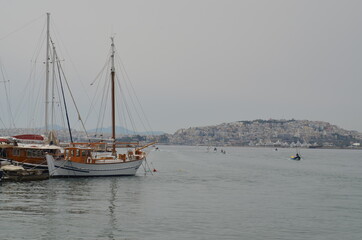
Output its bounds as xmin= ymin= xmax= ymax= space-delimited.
xmin=156 ymin=144 xmax=362 ymax=150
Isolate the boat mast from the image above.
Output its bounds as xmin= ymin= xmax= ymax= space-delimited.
xmin=111 ymin=37 xmax=116 ymax=156
xmin=51 ymin=40 xmax=56 ymax=132
xmin=45 ymin=12 xmax=50 ymax=134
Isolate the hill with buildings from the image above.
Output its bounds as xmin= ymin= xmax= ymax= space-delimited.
xmin=1 ymin=119 xmax=361 ymax=148
xmin=152 ymin=119 xmax=362 ymax=148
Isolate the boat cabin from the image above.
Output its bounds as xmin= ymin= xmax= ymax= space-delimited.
xmin=64 ymin=147 xmax=93 ymax=163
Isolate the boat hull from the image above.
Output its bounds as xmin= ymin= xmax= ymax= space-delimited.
xmin=46 ymin=155 xmax=143 ymax=177
xmin=0 ymin=158 xmax=48 ymax=171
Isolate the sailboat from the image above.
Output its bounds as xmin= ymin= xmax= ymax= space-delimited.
xmin=46 ymin=36 xmax=155 ymax=177
xmin=0 ymin=13 xmax=62 ymax=170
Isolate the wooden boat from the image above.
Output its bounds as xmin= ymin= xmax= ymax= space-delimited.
xmin=0 ymin=134 xmax=61 ymax=170
xmin=46 ymin=143 xmax=154 ymax=177
xmin=46 ymin=36 xmax=155 ymax=177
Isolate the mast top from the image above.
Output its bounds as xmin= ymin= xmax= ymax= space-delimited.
xmin=110 ymin=37 xmax=115 ymax=73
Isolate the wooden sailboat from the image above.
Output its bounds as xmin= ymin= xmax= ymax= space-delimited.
xmin=0 ymin=13 xmax=62 ymax=170
xmin=46 ymin=37 xmax=155 ymax=177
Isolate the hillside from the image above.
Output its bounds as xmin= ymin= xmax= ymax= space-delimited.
xmin=156 ymin=119 xmax=362 ymax=148
xmin=2 ymin=119 xmax=361 ymax=148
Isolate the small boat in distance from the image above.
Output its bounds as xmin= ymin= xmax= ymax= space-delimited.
xmin=46 ymin=36 xmax=155 ymax=177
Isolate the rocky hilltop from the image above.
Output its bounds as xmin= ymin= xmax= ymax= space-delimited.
xmin=156 ymin=119 xmax=362 ymax=148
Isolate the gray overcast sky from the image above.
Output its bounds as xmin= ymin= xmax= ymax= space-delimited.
xmin=1 ymin=0 xmax=362 ymax=134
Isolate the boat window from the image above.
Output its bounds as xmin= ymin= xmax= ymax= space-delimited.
xmin=13 ymin=148 xmax=20 ymax=156
xmin=26 ymin=149 xmax=43 ymax=158
xmin=26 ymin=150 xmax=32 ymax=157
xmin=82 ymin=150 xmax=86 ymax=156
xmin=0 ymin=148 xmax=6 ymax=157
xmin=65 ymin=149 xmax=69 ymax=157
xmin=70 ymin=150 xmax=74 ymax=157
xmin=35 ymin=150 xmax=42 ymax=157
xmin=76 ymin=149 xmax=80 ymax=157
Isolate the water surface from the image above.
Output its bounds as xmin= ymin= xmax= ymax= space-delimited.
xmin=1 ymin=146 xmax=361 ymax=239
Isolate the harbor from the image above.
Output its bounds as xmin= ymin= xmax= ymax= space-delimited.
xmin=1 ymin=146 xmax=362 ymax=239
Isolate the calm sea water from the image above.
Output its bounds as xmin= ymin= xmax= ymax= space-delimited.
xmin=1 ymin=146 xmax=362 ymax=240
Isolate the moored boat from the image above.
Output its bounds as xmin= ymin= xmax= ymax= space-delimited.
xmin=46 ymin=36 xmax=155 ymax=177
xmin=0 ymin=164 xmax=48 ymax=181
xmin=0 ymin=134 xmax=61 ymax=170
xmin=46 ymin=143 xmax=148 ymax=177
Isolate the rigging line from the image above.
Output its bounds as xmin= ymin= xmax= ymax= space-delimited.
xmin=90 ymin=57 xmax=110 ymax=86
xmin=94 ymin=53 xmax=112 ymax=135
xmin=22 ymin=19 xmax=46 ymax=121
xmin=97 ymin=72 xmax=111 ymax=135
xmin=116 ymin=68 xmax=148 ymax=134
xmin=12 ymin=45 xmax=45 ymax=125
xmin=116 ymin=86 xmax=130 ymax=135
xmin=115 ymin=51 xmax=152 ymax=130
xmin=118 ymin=83 xmax=131 ymax=136
xmin=56 ymin=52 xmax=73 ymax=143
xmin=3 ymin=79 xmax=16 ymax=128
xmin=28 ymin=68 xmax=44 ymax=129
xmin=54 ymin=67 xmax=67 ymax=130
xmin=102 ymin=79 xmax=111 ymax=134
xmin=115 ymin=53 xmax=154 ymax=133
xmin=0 ymin=75 xmax=7 ymax=129
xmin=84 ymin=59 xmax=108 ymax=124
xmin=84 ymin=53 xmax=112 ymax=124
xmin=27 ymin=62 xmax=45 ymax=129
xmin=116 ymin=75 xmax=136 ymax=134
xmin=0 ymin=67 xmax=7 ymax=127
xmin=0 ymin=116 xmax=6 ymax=129
xmin=84 ymin=49 xmax=111 ymax=126
xmin=57 ymin=58 xmax=89 ymax=139
xmin=115 ymin=58 xmax=149 ymax=135
xmin=30 ymin=18 xmax=47 ymax=62
xmin=50 ymin=20 xmax=93 ymax=105
xmin=20 ymin=17 xmax=46 ymax=127
xmin=51 ymin=40 xmax=70 ymax=132
xmin=117 ymin=79 xmax=137 ymax=134
xmin=116 ymin=66 xmax=137 ymax=134
xmin=0 ymin=14 xmax=44 ymax=41
xmin=0 ymin=60 xmax=16 ymax=128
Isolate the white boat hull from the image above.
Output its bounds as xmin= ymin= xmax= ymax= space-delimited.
xmin=46 ymin=155 xmax=143 ymax=177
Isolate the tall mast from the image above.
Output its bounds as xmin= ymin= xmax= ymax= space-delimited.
xmin=51 ymin=40 xmax=56 ymax=132
xmin=111 ymin=37 xmax=116 ymax=155
xmin=45 ymin=12 xmax=50 ymax=134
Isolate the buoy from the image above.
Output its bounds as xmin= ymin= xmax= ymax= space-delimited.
xmin=153 ymin=168 xmax=157 ymax=172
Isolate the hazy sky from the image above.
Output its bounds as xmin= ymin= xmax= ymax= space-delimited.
xmin=0 ymin=0 xmax=362 ymax=134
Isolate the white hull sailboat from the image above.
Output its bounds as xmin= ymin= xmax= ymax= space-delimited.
xmin=46 ymin=155 xmax=143 ymax=177
xmin=46 ymin=30 xmax=155 ymax=177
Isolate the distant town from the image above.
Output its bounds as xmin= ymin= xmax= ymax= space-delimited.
xmin=151 ymin=119 xmax=362 ymax=148
xmin=1 ymin=119 xmax=361 ymax=149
